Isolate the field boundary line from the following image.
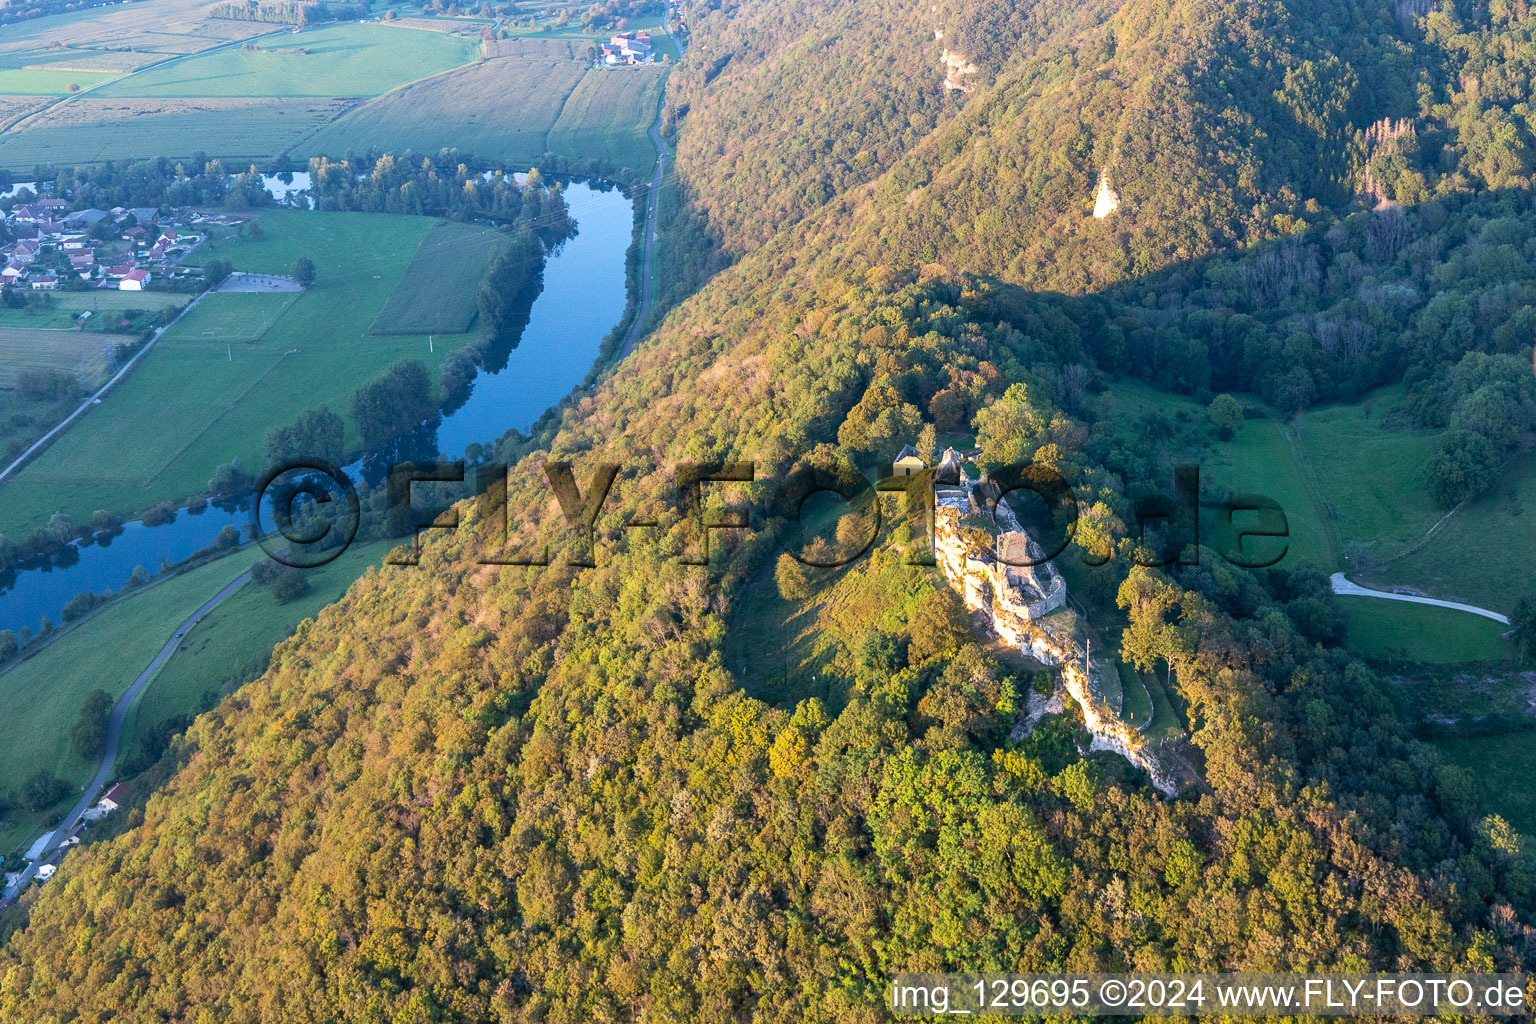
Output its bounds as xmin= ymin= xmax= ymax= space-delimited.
xmin=0 ymin=289 xmax=211 ymax=486
xmin=143 ymin=348 xmax=297 ymax=487
xmin=1 ymin=28 xmax=294 ymax=135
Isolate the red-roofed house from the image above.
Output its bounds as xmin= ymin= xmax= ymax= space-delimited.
xmin=119 ymin=268 xmax=151 ymax=291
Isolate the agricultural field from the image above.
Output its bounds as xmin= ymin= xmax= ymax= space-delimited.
xmin=370 ymin=220 xmax=511 ymax=335
xmin=0 ymin=68 xmax=118 ymax=96
xmin=122 ymin=537 xmax=402 ymax=755
xmin=483 ymin=36 xmax=588 ymax=60
xmin=0 ymin=96 xmax=355 ymax=170
xmin=94 ymin=23 xmax=478 ymax=99
xmin=0 ymin=327 xmax=127 ymax=390
xmin=0 ymin=0 xmax=274 ymax=73
xmin=301 ymin=56 xmax=586 ymax=166
xmin=0 ymin=210 xmax=498 ymax=537
xmin=545 ymin=65 xmax=666 ymax=173
xmin=0 ymin=550 xmax=252 ymax=858
xmin=0 ymin=95 xmax=50 ymax=129
xmin=173 ymin=291 xmax=299 ymax=344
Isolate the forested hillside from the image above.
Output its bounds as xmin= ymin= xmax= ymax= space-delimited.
xmin=4 ymin=0 xmax=1536 ymax=1020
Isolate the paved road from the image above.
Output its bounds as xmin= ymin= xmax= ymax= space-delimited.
xmin=1 ymin=570 xmax=251 ymax=903
xmin=619 ymin=18 xmax=685 ymax=359
xmin=1329 ymin=572 xmax=1510 ymax=625
xmin=0 ymin=287 xmax=211 ymax=485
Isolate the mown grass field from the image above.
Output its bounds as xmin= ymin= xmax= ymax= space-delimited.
xmin=1106 ymin=379 xmax=1516 ymax=662
xmin=1205 ymin=416 xmax=1339 ymax=571
xmin=546 ymin=66 xmax=666 ymax=173
xmin=1337 ymin=596 xmax=1509 ymax=664
xmin=96 ymin=23 xmax=477 ymax=99
xmin=370 ymin=220 xmax=511 ymax=335
xmin=0 ymin=551 xmax=251 ymax=857
xmin=0 ymin=327 xmax=127 ymax=389
xmin=0 ymin=210 xmax=491 ymax=537
xmin=301 ymin=57 xmax=587 ymax=166
xmin=0 ymin=96 xmax=355 ymax=170
xmin=175 ymin=291 xmax=300 ymax=345
xmin=123 ymin=538 xmax=402 ymax=755
xmin=1435 ymin=731 xmax=1536 ymax=837
xmin=1292 ymin=388 xmax=1440 ymax=564
xmin=0 ymin=68 xmax=117 ymax=95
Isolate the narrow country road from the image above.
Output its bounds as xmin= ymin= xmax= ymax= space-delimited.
xmin=1329 ymin=572 xmax=1509 ymax=625
xmin=1 ymin=570 xmax=251 ymax=904
xmin=0 ymin=287 xmax=212 ymax=485
xmin=620 ymin=16 xmax=685 ymax=359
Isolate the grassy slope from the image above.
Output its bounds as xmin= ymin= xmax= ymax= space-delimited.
xmin=1107 ymin=380 xmax=1513 ymax=664
xmin=1337 ymin=596 xmax=1509 ymax=664
xmin=1291 ymin=388 xmax=1439 ymax=564
xmin=1434 ymin=732 xmax=1536 ymax=837
xmin=1391 ymin=448 xmax=1536 ymax=615
xmin=123 ymin=538 xmax=403 ymax=754
xmin=0 ymin=552 xmax=251 ymax=856
xmin=95 ymin=24 xmax=477 ymax=99
xmin=0 ymin=210 xmax=486 ymax=537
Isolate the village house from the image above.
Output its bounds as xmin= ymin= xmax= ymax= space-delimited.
xmin=1 ymin=265 xmax=25 ymax=285
xmin=83 ymin=783 xmax=127 ymax=821
xmin=30 ymin=273 xmax=58 ymax=290
xmin=604 ymin=30 xmax=654 ymax=64
xmin=63 ymin=208 xmax=109 ymax=229
xmin=12 ymin=239 xmax=39 ymax=264
xmin=119 ymin=268 xmax=151 ymax=291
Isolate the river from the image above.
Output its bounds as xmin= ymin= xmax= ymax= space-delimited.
xmin=0 ymin=179 xmax=634 ymax=635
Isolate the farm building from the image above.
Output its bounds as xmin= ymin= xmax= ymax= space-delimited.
xmin=892 ymin=444 xmax=926 ymax=476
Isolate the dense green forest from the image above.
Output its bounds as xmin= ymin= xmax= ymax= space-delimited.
xmin=3 ymin=0 xmax=1536 ymax=1019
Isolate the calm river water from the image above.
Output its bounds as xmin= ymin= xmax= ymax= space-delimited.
xmin=0 ymin=179 xmax=634 ymax=634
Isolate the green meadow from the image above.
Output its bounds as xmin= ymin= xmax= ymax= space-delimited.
xmin=1107 ymin=379 xmax=1516 ymax=663
xmin=96 ymin=24 xmax=477 ymax=99
xmin=0 ymin=68 xmax=118 ymax=95
xmin=370 ymin=220 xmax=511 ymax=335
xmin=0 ymin=210 xmax=499 ymax=537
xmin=1338 ymin=596 xmax=1508 ymax=664
xmin=0 ymin=552 xmax=251 ymax=857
